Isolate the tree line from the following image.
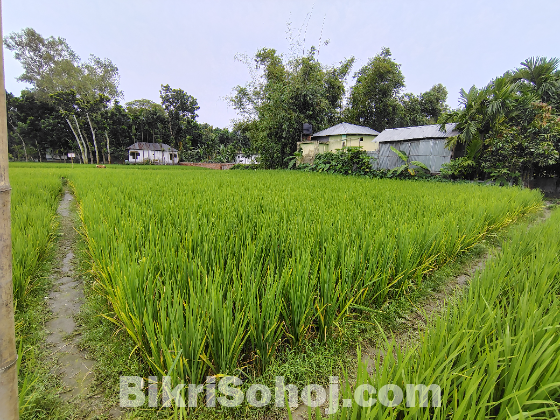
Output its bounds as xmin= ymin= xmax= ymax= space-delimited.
xmin=7 ymin=27 xmax=559 ymax=180
xmin=229 ymin=46 xmax=449 ymax=168
xmin=5 ymin=28 xmax=250 ymax=163
xmin=439 ymin=57 xmax=560 ymax=183
xmin=231 ymin=44 xmax=560 ymax=180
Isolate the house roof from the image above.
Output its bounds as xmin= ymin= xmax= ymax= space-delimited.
xmin=127 ymin=142 xmax=178 ymax=152
xmin=375 ymin=123 xmax=458 ymax=143
xmin=312 ymin=122 xmax=380 ymax=137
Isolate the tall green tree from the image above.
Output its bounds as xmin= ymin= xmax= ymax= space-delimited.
xmin=50 ymin=90 xmax=110 ymax=164
xmin=440 ymin=59 xmax=560 ymax=182
xmin=104 ymin=101 xmax=133 ymax=162
xmin=345 ymin=47 xmax=404 ymax=132
xmin=126 ymin=99 xmax=168 ymax=144
xmin=418 ymin=83 xmax=449 ymax=123
xmin=4 ymin=27 xmax=122 ymax=102
xmin=230 ymin=47 xmax=354 ymax=168
xmin=509 ymin=57 xmax=560 ymax=106
xmin=5 ymin=28 xmax=122 ymax=163
xmin=159 ymin=84 xmax=199 ymax=152
xmin=6 ymin=91 xmax=72 ymax=161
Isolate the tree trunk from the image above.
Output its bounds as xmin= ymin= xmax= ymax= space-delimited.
xmin=72 ymin=115 xmax=92 ymax=164
xmin=0 ymin=3 xmax=20 ymax=415
xmin=35 ymin=139 xmax=41 ymax=162
xmin=86 ymin=113 xmax=100 ymax=165
xmin=72 ymin=115 xmax=89 ymax=163
xmin=9 ymin=123 xmax=27 ymax=162
xmin=66 ymin=117 xmax=87 ymax=164
xmin=105 ymin=131 xmax=111 ymax=164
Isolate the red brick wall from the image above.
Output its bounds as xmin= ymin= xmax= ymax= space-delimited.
xmin=179 ymin=162 xmax=235 ymax=170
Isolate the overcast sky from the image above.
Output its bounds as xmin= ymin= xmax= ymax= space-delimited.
xmin=3 ymin=0 xmax=559 ymax=128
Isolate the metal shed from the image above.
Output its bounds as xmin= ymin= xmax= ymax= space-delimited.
xmin=373 ymin=123 xmax=458 ymax=173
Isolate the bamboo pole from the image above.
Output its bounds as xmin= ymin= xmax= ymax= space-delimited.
xmin=0 ymin=1 xmax=20 ymax=418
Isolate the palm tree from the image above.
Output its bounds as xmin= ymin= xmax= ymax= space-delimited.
xmin=440 ymin=76 xmax=526 ymax=154
xmin=510 ymin=57 xmax=560 ymax=104
xmin=439 ymin=85 xmax=490 ymax=151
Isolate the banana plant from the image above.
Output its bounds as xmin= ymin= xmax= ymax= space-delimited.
xmin=389 ymin=146 xmax=430 ymax=177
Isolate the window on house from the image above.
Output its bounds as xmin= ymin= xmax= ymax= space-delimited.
xmin=130 ymin=151 xmax=140 ymax=159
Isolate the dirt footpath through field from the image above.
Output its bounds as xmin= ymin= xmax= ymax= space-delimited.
xmin=45 ymin=188 xmax=95 ymax=402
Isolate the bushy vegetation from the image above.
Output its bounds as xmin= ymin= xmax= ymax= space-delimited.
xmin=291 ymin=147 xmax=374 ymax=176
xmin=440 ymin=57 xmax=560 ymax=183
xmin=333 ymin=206 xmax=560 ymax=419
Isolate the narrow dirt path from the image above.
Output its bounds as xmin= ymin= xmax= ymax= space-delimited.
xmin=46 ymin=189 xmax=95 ymax=402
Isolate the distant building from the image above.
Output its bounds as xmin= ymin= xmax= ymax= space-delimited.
xmin=45 ymin=149 xmax=65 ymax=161
xmin=297 ymin=122 xmax=380 ymax=163
xmin=373 ymin=123 xmax=458 ymax=173
xmin=127 ymin=142 xmax=179 ymax=165
xmin=234 ymin=153 xmax=259 ymax=164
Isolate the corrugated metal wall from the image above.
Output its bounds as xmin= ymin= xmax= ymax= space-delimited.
xmin=372 ymin=139 xmax=452 ymax=172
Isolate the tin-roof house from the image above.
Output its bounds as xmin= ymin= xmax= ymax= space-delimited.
xmin=127 ymin=142 xmax=179 ymax=165
xmin=373 ymin=123 xmax=458 ymax=173
xmin=297 ymin=122 xmax=380 ymax=163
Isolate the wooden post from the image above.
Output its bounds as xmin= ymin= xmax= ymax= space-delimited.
xmin=0 ymin=1 xmax=20 ymax=418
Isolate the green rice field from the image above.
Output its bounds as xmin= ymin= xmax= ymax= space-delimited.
xmin=11 ymin=163 xmax=553 ymax=418
xmin=336 ymin=206 xmax=560 ymax=419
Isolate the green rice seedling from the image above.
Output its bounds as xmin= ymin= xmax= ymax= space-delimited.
xmin=243 ymin=265 xmax=285 ymax=374
xmin=281 ymin=256 xmax=319 ymax=346
xmin=10 ymin=167 xmax=64 ymax=306
xmin=68 ymin=167 xmax=542 ymax=394
xmin=330 ymin=207 xmax=560 ymax=419
xmin=206 ymin=274 xmax=249 ymax=376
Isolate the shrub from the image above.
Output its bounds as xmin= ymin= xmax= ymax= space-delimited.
xmin=440 ymin=157 xmax=478 ymax=179
xmin=294 ymin=147 xmax=373 ymax=176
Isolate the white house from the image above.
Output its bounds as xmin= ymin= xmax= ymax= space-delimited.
xmin=234 ymin=153 xmax=259 ymax=164
xmin=127 ymin=142 xmax=179 ymax=165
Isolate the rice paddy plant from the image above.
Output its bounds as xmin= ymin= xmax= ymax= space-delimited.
xmin=10 ymin=166 xmax=64 ymax=307
xmin=69 ymin=167 xmax=541 ymax=390
xmin=332 ymin=206 xmax=560 ymax=419
xmin=206 ymin=274 xmax=249 ymax=375
xmin=242 ymin=266 xmax=285 ymax=374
